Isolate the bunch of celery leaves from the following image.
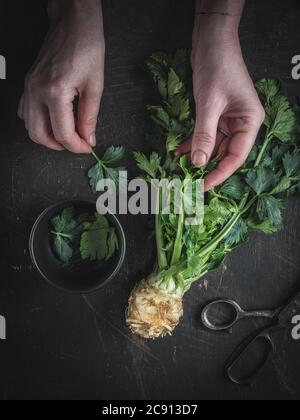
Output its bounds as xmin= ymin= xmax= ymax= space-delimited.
xmin=125 ymin=51 xmax=300 ymax=339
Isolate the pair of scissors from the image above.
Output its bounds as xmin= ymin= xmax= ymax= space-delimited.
xmin=201 ymin=291 xmax=300 ymax=385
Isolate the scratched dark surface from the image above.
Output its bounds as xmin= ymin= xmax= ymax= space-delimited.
xmin=0 ymin=0 xmax=300 ymax=401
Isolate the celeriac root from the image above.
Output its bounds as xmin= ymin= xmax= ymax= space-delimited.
xmin=126 ymin=280 xmax=183 ymax=339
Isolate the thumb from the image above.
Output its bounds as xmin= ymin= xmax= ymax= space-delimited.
xmin=77 ymin=83 xmax=102 ymax=147
xmin=191 ymin=107 xmax=220 ymax=167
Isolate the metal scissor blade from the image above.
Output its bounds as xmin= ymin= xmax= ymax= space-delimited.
xmin=276 ymin=291 xmax=300 ymax=326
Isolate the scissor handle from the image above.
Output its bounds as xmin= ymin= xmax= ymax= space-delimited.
xmin=225 ymin=327 xmax=276 ymax=385
xmin=201 ymin=299 xmax=276 ymax=332
xmin=201 ymin=299 xmax=245 ymax=331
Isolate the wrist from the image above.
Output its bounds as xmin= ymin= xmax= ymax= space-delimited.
xmin=194 ymin=2 xmax=243 ymax=50
xmin=194 ymin=16 xmax=240 ymax=48
xmin=48 ymin=0 xmax=102 ymax=22
xmin=195 ymin=0 xmax=245 ymax=16
xmin=194 ymin=0 xmax=244 ymax=40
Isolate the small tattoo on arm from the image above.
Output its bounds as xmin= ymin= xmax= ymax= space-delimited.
xmin=196 ymin=12 xmax=241 ymax=17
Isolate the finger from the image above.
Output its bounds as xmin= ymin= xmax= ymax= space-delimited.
xmin=215 ymin=135 xmax=229 ymax=159
xmin=27 ymin=103 xmax=65 ymax=151
xmin=77 ymin=83 xmax=102 ymax=147
xmin=175 ymin=137 xmax=192 ymax=157
xmin=191 ymin=106 xmax=221 ymax=167
xmin=204 ymin=124 xmax=260 ymax=191
xmin=175 ymin=121 xmax=228 ymax=158
xmin=214 ymin=116 xmax=231 ymax=154
xmin=176 ymin=130 xmax=228 ymax=159
xmin=213 ymin=130 xmax=228 ymax=157
xmin=49 ymin=98 xmax=92 ymax=154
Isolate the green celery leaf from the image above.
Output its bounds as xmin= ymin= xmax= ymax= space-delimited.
xmin=256 ymin=79 xmax=281 ymax=103
xmin=166 ymin=133 xmax=181 ymax=152
xmin=282 ymin=151 xmax=300 ymax=177
xmin=106 ymin=228 xmax=119 ymax=260
xmin=224 ymin=218 xmax=249 ymax=247
xmin=178 ymin=155 xmax=191 ymax=177
xmin=53 ymin=236 xmax=73 ymax=264
xmin=271 ymin=176 xmax=292 ymax=195
xmin=105 ymin=166 xmax=126 ymax=185
xmin=102 ymin=146 xmax=125 ymax=165
xmin=50 ymin=207 xmax=84 ymax=239
xmin=168 ymin=68 xmax=184 ymax=98
xmin=265 ymin=95 xmax=297 ymax=142
xmin=147 ymin=106 xmax=170 ymax=130
xmin=204 ymin=198 xmax=236 ymax=232
xmin=80 ymin=215 xmax=110 ymax=261
xmin=88 ymin=163 xmax=104 ymax=193
xmin=169 ymin=118 xmax=187 ymax=136
xmin=50 ymin=208 xmax=93 ymax=263
xmin=169 ymin=95 xmax=190 ymax=121
xmin=272 ymin=145 xmax=290 ymax=165
xmin=246 ymin=167 xmax=278 ymax=195
xmin=247 ymin=145 xmax=259 ymax=164
xmin=147 ymin=53 xmax=169 ymax=76
xmin=219 ymin=175 xmax=245 ymax=200
xmin=134 ymin=152 xmax=161 ymax=178
xmin=206 ymin=243 xmax=229 ymax=272
xmin=260 ymin=155 xmax=273 ymax=168
xmin=51 ymin=207 xmax=76 ymax=233
xmin=209 ymin=198 xmax=235 ymax=218
xmin=148 ymin=52 xmax=169 ymax=65
xmin=248 ymin=219 xmax=282 ymax=234
xmin=89 ymin=147 xmax=126 ymax=193
xmin=186 ymin=252 xmax=210 ymax=278
xmin=256 ymin=196 xmax=283 ymax=226
xmin=146 ymin=53 xmax=169 ymax=99
xmin=163 ymin=154 xmax=179 ymax=174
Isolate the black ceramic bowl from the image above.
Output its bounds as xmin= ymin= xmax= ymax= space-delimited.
xmin=29 ymin=200 xmax=126 ymax=294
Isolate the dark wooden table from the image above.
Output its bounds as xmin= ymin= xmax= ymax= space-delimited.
xmin=0 ymin=0 xmax=300 ymax=400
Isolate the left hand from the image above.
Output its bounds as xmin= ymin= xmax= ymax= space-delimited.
xmin=176 ymin=20 xmax=265 ymax=191
xmin=18 ymin=0 xmax=105 ymax=154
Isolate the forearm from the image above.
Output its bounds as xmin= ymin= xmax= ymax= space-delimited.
xmin=48 ymin=0 xmax=103 ymax=22
xmin=194 ymin=0 xmax=245 ymax=39
xmin=196 ymin=0 xmax=245 ymax=16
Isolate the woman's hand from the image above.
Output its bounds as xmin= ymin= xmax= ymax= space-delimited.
xmin=18 ymin=0 xmax=105 ymax=154
xmin=176 ymin=4 xmax=265 ymax=190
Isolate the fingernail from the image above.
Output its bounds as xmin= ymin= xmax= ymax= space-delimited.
xmin=192 ymin=151 xmax=207 ymax=167
xmin=89 ymin=133 xmax=96 ymax=147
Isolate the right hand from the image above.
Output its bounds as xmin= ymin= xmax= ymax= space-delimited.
xmin=176 ymin=11 xmax=265 ymax=190
xmin=18 ymin=0 xmax=105 ymax=154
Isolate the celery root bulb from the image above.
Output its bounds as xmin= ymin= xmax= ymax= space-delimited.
xmin=126 ymin=280 xmax=184 ymax=339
